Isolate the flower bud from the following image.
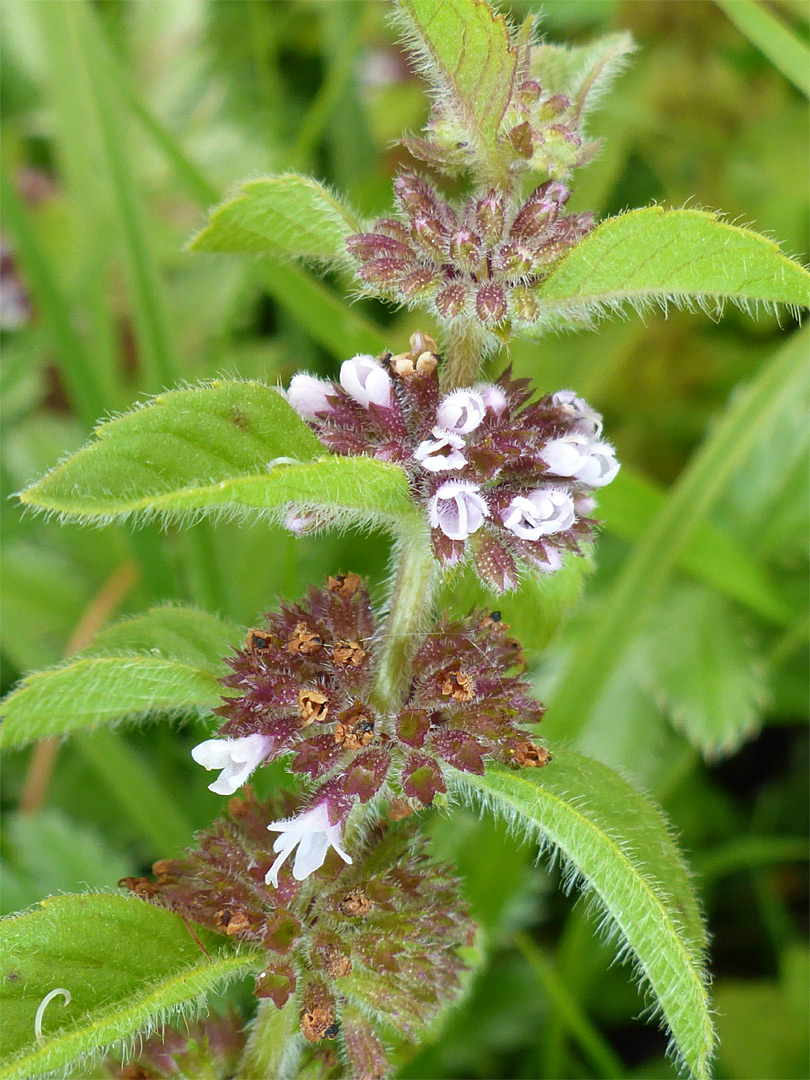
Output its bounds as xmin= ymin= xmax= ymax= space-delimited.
xmin=475 ymin=190 xmax=505 ymax=244
xmin=498 ymin=243 xmax=534 ymax=277
xmin=476 ymin=382 xmax=508 ymax=418
xmin=339 ymin=355 xmax=392 ymax=409
xmin=288 ymin=373 xmax=334 ymax=419
xmin=346 ymin=233 xmax=412 ymax=261
xmin=399 ymin=267 xmax=440 ymax=297
xmin=448 ymin=227 xmax=481 ymax=268
xmin=359 ymin=257 xmax=412 ymax=284
xmin=435 ymin=284 xmax=468 ymax=318
xmin=394 ymin=172 xmax=443 ymax=219
xmin=510 ymin=284 xmax=540 ymax=322
xmin=475 ymin=282 xmax=507 ymax=323
xmin=428 ymin=481 xmax=489 ymax=540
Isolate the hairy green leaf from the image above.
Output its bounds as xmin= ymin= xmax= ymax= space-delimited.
xmin=532 ymin=208 xmax=810 ymax=328
xmin=395 ymin=0 xmax=516 ymax=153
xmin=189 ymin=175 xmax=361 ymax=260
xmin=0 ymin=893 xmax=261 ymax=1080
xmin=18 ymin=380 xmax=416 ymax=529
xmin=0 ymin=606 xmax=238 ymax=748
xmin=631 ymin=585 xmax=768 ymax=757
xmin=529 ymin=32 xmax=636 ymax=118
xmin=456 ymin=753 xmax=714 ymax=1079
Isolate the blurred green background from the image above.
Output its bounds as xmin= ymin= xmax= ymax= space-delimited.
xmin=1 ymin=1 xmax=808 ymax=1077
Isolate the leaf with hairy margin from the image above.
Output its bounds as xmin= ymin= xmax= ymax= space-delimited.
xmin=530 ymin=207 xmax=810 ymax=329
xmin=188 ymin=175 xmax=361 ymax=260
xmin=529 ymin=32 xmax=636 ymax=118
xmin=455 ymin=751 xmax=714 ymax=1079
xmin=0 ymin=893 xmax=261 ymax=1080
xmin=0 ymin=606 xmax=239 ymax=748
xmin=18 ymin=381 xmax=417 ymax=530
xmin=395 ymin=0 xmax=517 ymax=152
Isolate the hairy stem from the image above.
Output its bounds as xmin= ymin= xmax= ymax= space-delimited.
xmin=370 ymin=527 xmax=440 ymax=713
xmin=442 ymin=320 xmax=487 ymax=390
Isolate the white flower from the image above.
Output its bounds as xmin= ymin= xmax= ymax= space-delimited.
xmin=413 ymin=428 xmax=467 ymax=472
xmin=501 ymin=488 xmax=575 ymax=540
xmin=476 ymin=383 xmax=508 ymax=418
xmin=191 ymin=734 xmax=273 ymax=796
xmin=574 ymin=494 xmax=596 ymax=517
xmin=577 ymin=442 xmax=620 ymax=487
xmin=428 ymin=481 xmax=489 ymax=540
xmin=552 ymin=389 xmax=603 ymax=437
xmin=288 ymin=373 xmax=334 ymax=419
xmin=541 ymin=434 xmax=620 ymax=487
xmin=265 ymin=802 xmax=352 ymax=887
xmin=436 ymin=389 xmax=486 ymax=434
xmin=339 ymin=355 xmax=392 ymax=409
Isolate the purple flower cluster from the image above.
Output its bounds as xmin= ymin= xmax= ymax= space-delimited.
xmin=288 ymin=340 xmax=619 ymax=591
xmin=124 ymin=791 xmax=473 ymax=1070
xmin=346 ymin=173 xmax=593 ymax=328
xmin=191 ymin=575 xmax=548 ymax=882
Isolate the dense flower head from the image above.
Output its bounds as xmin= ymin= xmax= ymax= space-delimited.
xmin=103 ymin=1013 xmax=245 ymax=1079
xmin=285 ymin=341 xmax=618 ymax=591
xmin=346 ymin=172 xmax=593 ymax=328
xmin=197 ymin=575 xmax=548 ymax=825
xmin=123 ymin=791 xmax=474 ymax=1075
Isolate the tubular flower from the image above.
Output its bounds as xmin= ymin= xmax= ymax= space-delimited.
xmin=194 ymin=576 xmax=549 ymax=824
xmin=346 ymin=173 xmax=593 ymax=329
xmin=284 ymin=335 xmax=619 ymax=591
xmin=191 ymin=734 xmax=274 ymax=795
xmin=123 ymin=790 xmax=474 ymax=1076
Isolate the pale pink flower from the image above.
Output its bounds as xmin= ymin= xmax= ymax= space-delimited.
xmin=287 ymin=373 xmax=334 ymax=418
xmin=552 ymin=390 xmax=603 ymax=437
xmin=414 ymin=429 xmax=467 ymax=472
xmin=541 ymin=434 xmax=619 ymax=486
xmin=428 ymin=481 xmax=489 ymax=540
xmin=339 ymin=355 xmax=392 ymax=408
xmin=436 ymin=388 xmax=486 ymax=434
xmin=501 ymin=488 xmax=576 ymax=540
xmin=476 ymin=383 xmax=508 ymax=418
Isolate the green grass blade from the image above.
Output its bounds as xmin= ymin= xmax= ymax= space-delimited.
xmin=0 ymin=894 xmax=261 ymax=1080
xmin=544 ymin=327 xmax=809 ymax=742
xmin=457 ymin=754 xmax=714 ymax=1079
xmin=0 ymin=172 xmax=106 ymax=428
xmin=716 ymin=0 xmax=810 ymax=96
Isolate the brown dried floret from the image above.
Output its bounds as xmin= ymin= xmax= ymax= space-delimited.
xmin=327 ymin=573 xmax=362 ymax=598
xmin=332 ymin=640 xmax=367 ymax=668
xmin=338 ymin=890 xmax=371 ymax=917
xmin=510 ymin=740 xmax=551 ymax=768
xmin=245 ymin=628 xmax=275 ymax=661
xmin=440 ymin=670 xmax=475 ymax=702
xmin=300 ymin=1001 xmax=336 ymax=1043
xmin=387 ymin=799 xmax=415 ymax=822
xmin=298 ymin=689 xmax=329 ymax=726
xmin=288 ymin=622 xmax=323 ymax=656
xmin=322 ymin=945 xmax=352 ymax=979
xmin=215 ymin=908 xmax=261 ymax=937
xmin=119 ymin=876 xmax=159 ymax=899
xmin=334 ymin=708 xmax=375 ymax=750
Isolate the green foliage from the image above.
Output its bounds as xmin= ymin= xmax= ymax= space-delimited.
xmin=715 ymin=0 xmax=810 ymax=96
xmin=189 ymin=175 xmax=362 ymax=260
xmin=457 ymin=753 xmax=715 ymax=1079
xmin=0 ymin=893 xmax=261 ymax=1080
xmin=632 ymin=584 xmax=768 ymax=757
xmin=395 ymin=0 xmax=518 ymax=162
xmin=0 ymin=607 xmax=237 ymax=748
xmin=528 ymin=32 xmax=636 ymax=117
xmin=19 ymin=381 xmax=416 ymax=529
xmin=533 ymin=207 xmax=810 ymax=329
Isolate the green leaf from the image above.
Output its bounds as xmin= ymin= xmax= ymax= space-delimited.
xmin=19 ymin=380 xmax=416 ymax=529
xmin=543 ymin=328 xmax=808 ymax=742
xmin=0 ymin=606 xmax=238 ymax=748
xmin=715 ymin=0 xmax=810 ymax=97
xmin=529 ymin=32 xmax=636 ymax=118
xmin=189 ymin=174 xmax=361 ymax=260
xmin=631 ymin=585 xmax=768 ymax=758
xmin=0 ymin=893 xmax=261 ymax=1080
xmin=455 ymin=753 xmax=714 ymax=1079
xmin=532 ymin=208 xmax=810 ymax=329
xmin=395 ymin=0 xmax=517 ymax=152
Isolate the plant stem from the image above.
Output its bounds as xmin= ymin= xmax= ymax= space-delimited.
xmin=370 ymin=528 xmax=440 ymax=713
xmin=442 ymin=320 xmax=487 ymax=391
